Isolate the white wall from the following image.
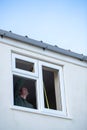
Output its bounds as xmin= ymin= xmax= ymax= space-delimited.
xmin=0 ymin=39 xmax=87 ymax=130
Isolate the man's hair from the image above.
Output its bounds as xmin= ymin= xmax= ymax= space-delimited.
xmin=19 ymin=86 xmax=28 ymax=95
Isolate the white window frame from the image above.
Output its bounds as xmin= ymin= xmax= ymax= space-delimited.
xmin=12 ymin=53 xmax=38 ymax=77
xmin=12 ymin=53 xmax=40 ymax=110
xmin=12 ymin=73 xmax=40 ymax=110
xmin=11 ymin=53 xmax=67 ymax=117
xmin=39 ymin=61 xmax=67 ymax=116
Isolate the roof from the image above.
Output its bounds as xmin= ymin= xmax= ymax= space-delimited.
xmin=0 ymin=29 xmax=87 ymax=62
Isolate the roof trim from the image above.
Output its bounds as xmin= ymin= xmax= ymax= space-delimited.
xmin=0 ymin=29 xmax=87 ymax=62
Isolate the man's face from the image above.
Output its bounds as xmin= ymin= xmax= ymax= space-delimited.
xmin=21 ymin=87 xmax=29 ymax=96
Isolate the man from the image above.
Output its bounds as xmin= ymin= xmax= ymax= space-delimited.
xmin=14 ymin=85 xmax=34 ymax=109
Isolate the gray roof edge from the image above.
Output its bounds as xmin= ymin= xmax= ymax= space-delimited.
xmin=0 ymin=29 xmax=47 ymax=48
xmin=0 ymin=29 xmax=87 ymax=62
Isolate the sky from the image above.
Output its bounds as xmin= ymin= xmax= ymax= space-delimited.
xmin=0 ymin=0 xmax=87 ymax=55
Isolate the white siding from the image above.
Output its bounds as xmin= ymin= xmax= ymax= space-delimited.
xmin=0 ymin=39 xmax=87 ymax=130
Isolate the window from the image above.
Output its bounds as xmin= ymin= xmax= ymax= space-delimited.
xmin=13 ymin=75 xmax=37 ymax=109
xmin=39 ymin=61 xmax=66 ymax=116
xmin=12 ymin=53 xmax=66 ymax=116
xmin=42 ymin=66 xmax=62 ymax=111
xmin=16 ymin=59 xmax=34 ymax=72
xmin=12 ymin=54 xmax=38 ymax=110
xmin=12 ymin=53 xmax=38 ymax=77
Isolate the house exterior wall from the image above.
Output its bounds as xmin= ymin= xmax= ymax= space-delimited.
xmin=0 ymin=38 xmax=87 ymax=130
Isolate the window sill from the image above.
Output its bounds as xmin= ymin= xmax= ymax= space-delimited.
xmin=10 ymin=105 xmax=72 ymax=120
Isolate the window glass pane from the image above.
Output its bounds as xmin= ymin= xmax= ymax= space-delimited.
xmin=13 ymin=75 xmax=37 ymax=109
xmin=42 ymin=66 xmax=62 ymax=111
xmin=16 ymin=59 xmax=34 ymax=72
